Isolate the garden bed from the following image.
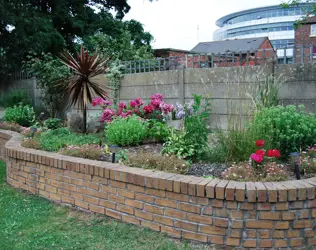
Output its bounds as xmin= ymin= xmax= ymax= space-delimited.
xmin=1 ymin=129 xmax=316 ymax=249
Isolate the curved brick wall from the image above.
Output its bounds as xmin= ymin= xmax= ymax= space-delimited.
xmin=0 ymin=130 xmax=316 ymax=249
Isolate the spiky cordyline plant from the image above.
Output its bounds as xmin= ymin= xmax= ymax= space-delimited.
xmin=59 ymin=45 xmax=111 ymax=133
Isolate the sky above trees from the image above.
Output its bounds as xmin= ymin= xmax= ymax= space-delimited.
xmin=124 ymin=0 xmax=285 ymax=50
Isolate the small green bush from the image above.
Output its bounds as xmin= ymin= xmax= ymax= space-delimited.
xmin=0 ymin=89 xmax=32 ymax=108
xmin=44 ymin=118 xmax=63 ymax=130
xmin=106 ymin=116 xmax=147 ymax=146
xmin=147 ymin=120 xmax=170 ymax=142
xmin=3 ymin=104 xmax=35 ymax=127
xmin=249 ymin=105 xmax=316 ymax=156
xmin=38 ymin=128 xmax=100 ymax=152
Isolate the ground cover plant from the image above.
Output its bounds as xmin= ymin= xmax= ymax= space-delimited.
xmin=0 ymin=161 xmax=197 ymax=250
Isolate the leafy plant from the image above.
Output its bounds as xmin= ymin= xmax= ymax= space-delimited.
xmin=37 ymin=128 xmax=100 ymax=152
xmin=0 ymin=89 xmax=32 ymax=108
xmin=126 ymin=152 xmax=188 ymax=174
xmin=116 ymin=149 xmax=129 ymax=162
xmin=23 ymin=53 xmax=70 ymax=117
xmin=300 ymin=147 xmax=316 ymax=174
xmin=59 ymin=45 xmax=111 ymax=133
xmin=3 ymin=104 xmax=35 ymax=127
xmin=249 ymin=105 xmax=316 ymax=157
xmin=44 ymin=118 xmax=63 ymax=130
xmin=105 ymin=116 xmax=147 ymax=146
xmin=147 ymin=120 xmax=170 ymax=143
xmin=59 ymin=144 xmax=102 ymax=160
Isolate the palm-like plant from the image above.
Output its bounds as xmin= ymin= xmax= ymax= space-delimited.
xmin=59 ymin=45 xmax=111 ymax=133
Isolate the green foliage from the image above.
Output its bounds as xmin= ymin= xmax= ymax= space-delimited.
xmin=3 ymin=104 xmax=35 ymax=127
xmin=0 ymin=89 xmax=32 ymax=108
xmin=44 ymin=118 xmax=63 ymax=130
xmin=0 ymin=161 xmax=191 ymax=250
xmin=37 ymin=128 xmax=100 ymax=152
xmin=116 ymin=149 xmax=129 ymax=162
xmin=126 ymin=153 xmax=188 ymax=174
xmin=105 ymin=116 xmax=147 ymax=146
xmin=23 ymin=53 xmax=70 ymax=117
xmin=147 ymin=120 xmax=170 ymax=143
xmin=163 ymin=95 xmax=212 ymax=161
xmin=249 ymin=105 xmax=316 ymax=156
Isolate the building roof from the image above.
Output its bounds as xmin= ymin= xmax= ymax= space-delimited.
xmin=153 ymin=48 xmax=191 ymax=53
xmin=191 ymin=37 xmax=268 ymax=54
xmin=215 ymin=3 xmax=312 ymax=27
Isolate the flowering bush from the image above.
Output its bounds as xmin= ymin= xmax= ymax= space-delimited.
xmin=93 ymin=93 xmax=174 ymax=123
xmin=300 ymin=146 xmax=316 ymax=174
xmin=222 ymin=139 xmax=288 ymax=182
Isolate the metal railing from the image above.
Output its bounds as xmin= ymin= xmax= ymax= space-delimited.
xmin=121 ymin=45 xmax=316 ymax=74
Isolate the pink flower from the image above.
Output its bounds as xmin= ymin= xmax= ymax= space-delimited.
xmin=150 ymin=99 xmax=161 ymax=109
xmin=92 ymin=97 xmax=105 ymax=107
xmin=160 ymin=102 xmax=174 ymax=114
xmin=100 ymin=108 xmax=114 ymax=123
xmin=103 ymin=100 xmax=112 ymax=106
xmin=151 ymin=93 xmax=163 ymax=101
xmin=250 ymin=153 xmax=263 ymax=163
xmin=130 ymin=100 xmax=137 ymax=108
xmin=134 ymin=98 xmax=143 ymax=107
xmin=118 ymin=102 xmax=127 ymax=109
xmin=143 ymin=105 xmax=154 ymax=114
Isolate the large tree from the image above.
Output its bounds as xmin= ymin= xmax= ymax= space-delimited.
xmin=0 ymin=0 xmax=154 ymax=75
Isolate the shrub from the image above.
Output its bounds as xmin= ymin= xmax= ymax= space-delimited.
xmin=0 ymin=89 xmax=32 ymax=108
xmin=249 ymin=105 xmax=316 ymax=157
xmin=21 ymin=138 xmax=41 ymax=150
xmin=300 ymin=146 xmax=316 ymax=174
xmin=44 ymin=118 xmax=63 ymax=130
xmin=38 ymin=128 xmax=100 ymax=152
xmin=147 ymin=120 xmax=170 ymax=143
xmin=3 ymin=104 xmax=35 ymax=127
xmin=105 ymin=116 xmax=147 ymax=146
xmin=59 ymin=144 xmax=102 ymax=160
xmin=126 ymin=153 xmax=188 ymax=174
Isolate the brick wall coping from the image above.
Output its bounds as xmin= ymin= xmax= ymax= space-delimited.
xmin=1 ymin=129 xmax=316 ymax=203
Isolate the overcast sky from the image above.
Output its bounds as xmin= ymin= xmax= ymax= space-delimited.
xmin=124 ymin=0 xmax=284 ymax=50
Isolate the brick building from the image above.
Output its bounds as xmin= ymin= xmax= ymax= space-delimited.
xmin=294 ymin=16 xmax=316 ymax=63
xmin=153 ymin=48 xmax=191 ymax=58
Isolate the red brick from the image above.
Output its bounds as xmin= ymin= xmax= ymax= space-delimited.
xmin=202 ymin=207 xmax=213 ymax=216
xmin=275 ymin=202 xmax=289 ymax=210
xmin=240 ymin=203 xmax=254 ymax=210
xmin=122 ymin=214 xmax=140 ymax=225
xmin=153 ymin=215 xmax=174 ymax=226
xmin=210 ymin=236 xmax=224 ymax=244
xmin=165 ymin=208 xmax=186 ymax=220
xmin=256 ymin=203 xmax=271 ymax=210
xmin=273 ymin=230 xmax=285 ymax=238
xmin=106 ymin=209 xmax=122 ymax=220
xmin=46 ymin=185 xmax=57 ymax=193
xmin=84 ymin=195 xmax=99 ymax=205
xmin=274 ymin=240 xmax=287 ymax=248
xmin=75 ymin=199 xmax=89 ymax=209
xmin=116 ymin=204 xmax=134 ymax=215
xmin=190 ymin=196 xmax=208 ymax=205
xmin=99 ymin=199 xmax=116 ymax=209
xmin=89 ymin=204 xmax=105 ymax=214
xmin=167 ymin=192 xmax=189 ymax=202
xmin=125 ymin=199 xmax=144 ymax=209
xmin=305 ymin=229 xmax=315 ymax=237
xmin=230 ymin=211 xmax=243 ymax=219
xmin=117 ymin=189 xmax=134 ymax=199
xmin=293 ymin=220 xmax=311 ymax=228
xmin=282 ymin=211 xmax=296 ymax=220
xmin=160 ymin=225 xmax=181 ymax=238
xmin=290 ymin=239 xmax=304 ymax=247
xmin=178 ymin=203 xmax=200 ymax=214
xmin=260 ymin=240 xmax=272 ymax=248
xmin=243 ymin=240 xmax=256 ymax=248
xmin=259 ymin=230 xmax=270 ymax=239
xmin=127 ymin=184 xmax=144 ymax=193
xmin=144 ymin=204 xmax=164 ymax=215
xmin=259 ymin=212 xmax=280 ymax=220
xmin=275 ymin=221 xmax=289 ymax=230
xmin=146 ymin=189 xmax=166 ymax=198
xmin=246 ymin=220 xmax=273 ymax=229
xmin=226 ymin=201 xmax=237 ymax=209
xmin=187 ymin=214 xmax=212 ymax=225
xmin=287 ymin=230 xmax=300 ymax=238
xmin=156 ymin=197 xmax=177 ymax=208
xmin=141 ymin=220 xmax=160 ymax=231
xmin=226 ymin=238 xmax=240 ymax=246
xmin=134 ymin=210 xmax=153 ymax=221
xmin=230 ymin=229 xmax=242 ymax=238
xmin=214 ymin=208 xmax=228 ymax=217
xmin=183 ymin=232 xmax=207 ymax=243
xmin=290 ymin=201 xmax=304 ymax=209
xmin=86 ymin=189 xmax=107 ymax=199
xmin=108 ymin=194 xmax=125 ymax=204
xmin=135 ymin=194 xmax=154 ymax=203
xmin=210 ymin=199 xmax=223 ymax=208
xmin=308 ymin=238 xmax=316 ymax=246
xmin=174 ymin=220 xmax=197 ymax=232
xmin=231 ymin=220 xmax=243 ymax=229
xmin=299 ymin=210 xmax=310 ymax=219
xmin=71 ymin=192 xmax=83 ymax=200
xmin=213 ymin=218 xmax=228 ymax=228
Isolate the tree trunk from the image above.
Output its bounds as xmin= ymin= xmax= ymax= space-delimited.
xmin=83 ymin=104 xmax=87 ymax=133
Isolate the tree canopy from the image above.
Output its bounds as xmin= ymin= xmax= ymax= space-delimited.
xmin=0 ymin=0 xmax=155 ymax=75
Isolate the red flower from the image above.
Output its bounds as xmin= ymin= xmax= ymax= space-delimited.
xmin=256 ymin=140 xmax=265 ymax=147
xmin=251 ymin=153 xmax=263 ymax=163
xmin=143 ymin=105 xmax=154 ymax=114
xmin=267 ymin=149 xmax=281 ymax=158
xmin=255 ymin=149 xmax=265 ymax=157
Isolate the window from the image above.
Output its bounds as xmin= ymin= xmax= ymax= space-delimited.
xmin=313 ymin=46 xmax=316 ymax=58
xmin=311 ymin=24 xmax=316 ymax=36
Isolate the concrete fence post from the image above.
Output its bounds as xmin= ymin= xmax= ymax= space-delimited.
xmin=179 ymin=69 xmax=185 ymax=105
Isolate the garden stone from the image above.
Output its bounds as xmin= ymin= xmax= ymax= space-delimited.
xmin=86 ymin=116 xmax=104 ymax=133
xmin=66 ymin=112 xmax=83 ymax=132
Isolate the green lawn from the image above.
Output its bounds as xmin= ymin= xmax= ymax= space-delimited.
xmin=0 ymin=162 xmax=205 ymax=250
